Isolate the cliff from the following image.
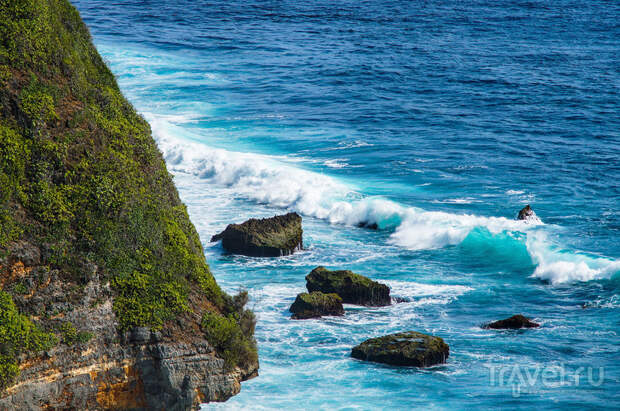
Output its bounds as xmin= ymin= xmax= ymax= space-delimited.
xmin=0 ymin=0 xmax=258 ymax=409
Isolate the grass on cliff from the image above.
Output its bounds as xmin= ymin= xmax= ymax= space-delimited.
xmin=0 ymin=0 xmax=256 ymax=389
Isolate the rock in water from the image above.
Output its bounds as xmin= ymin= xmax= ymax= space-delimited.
xmin=351 ymin=331 xmax=449 ymax=367
xmin=357 ymin=221 xmax=379 ymax=230
xmin=517 ymin=204 xmax=540 ymax=223
xmin=305 ymin=266 xmax=391 ymax=306
xmin=485 ymin=314 xmax=540 ymax=329
xmin=211 ymin=212 xmax=303 ymax=257
xmin=289 ymin=292 xmax=345 ymax=319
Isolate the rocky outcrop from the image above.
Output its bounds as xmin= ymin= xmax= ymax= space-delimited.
xmin=351 ymin=331 xmax=449 ymax=367
xmin=485 ymin=315 xmax=540 ymax=329
xmin=305 ymin=266 xmax=391 ymax=306
xmin=211 ymin=213 xmax=303 ymax=257
xmin=0 ymin=246 xmax=257 ymax=410
xmin=0 ymin=0 xmax=258 ymax=408
xmin=517 ymin=205 xmax=540 ymax=223
xmin=289 ymin=292 xmax=344 ymax=320
xmin=0 ymin=321 xmax=257 ymax=411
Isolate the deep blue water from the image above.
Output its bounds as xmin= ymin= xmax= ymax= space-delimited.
xmin=73 ymin=0 xmax=619 ymax=409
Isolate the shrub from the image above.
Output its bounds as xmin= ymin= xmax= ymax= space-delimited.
xmin=201 ymin=305 xmax=257 ymax=371
xmin=0 ymin=291 xmax=56 ymax=389
xmin=59 ymin=322 xmax=92 ymax=346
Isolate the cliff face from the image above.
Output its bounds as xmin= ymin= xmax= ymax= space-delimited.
xmin=0 ymin=0 xmax=258 ymax=409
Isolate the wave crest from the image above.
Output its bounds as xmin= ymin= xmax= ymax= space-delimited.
xmin=149 ymin=114 xmax=619 ymax=285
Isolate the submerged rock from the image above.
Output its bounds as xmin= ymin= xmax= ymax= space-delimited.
xmin=289 ymin=292 xmax=344 ymax=319
xmin=306 ymin=266 xmax=391 ymax=306
xmin=211 ymin=212 xmax=303 ymax=257
xmin=517 ymin=205 xmax=540 ymax=223
xmin=351 ymin=331 xmax=449 ymax=367
xmin=485 ymin=314 xmax=540 ymax=329
xmin=356 ymin=221 xmax=379 ymax=230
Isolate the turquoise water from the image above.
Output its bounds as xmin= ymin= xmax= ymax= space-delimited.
xmin=73 ymin=0 xmax=619 ymax=409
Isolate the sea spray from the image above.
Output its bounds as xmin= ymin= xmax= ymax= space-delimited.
xmin=148 ymin=113 xmax=619 ymax=285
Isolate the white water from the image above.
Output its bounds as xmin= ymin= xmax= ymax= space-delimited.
xmin=149 ymin=113 xmax=620 ymax=285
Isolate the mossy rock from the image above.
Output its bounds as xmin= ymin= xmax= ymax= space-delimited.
xmin=211 ymin=212 xmax=302 ymax=257
xmin=289 ymin=291 xmax=344 ymax=320
xmin=351 ymin=331 xmax=449 ymax=367
xmin=484 ymin=314 xmax=540 ymax=329
xmin=305 ymin=266 xmax=390 ymax=306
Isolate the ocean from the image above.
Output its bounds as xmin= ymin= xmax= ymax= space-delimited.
xmin=72 ymin=0 xmax=619 ymax=409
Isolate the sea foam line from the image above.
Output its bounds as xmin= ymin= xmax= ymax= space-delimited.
xmin=148 ymin=114 xmax=620 ymax=285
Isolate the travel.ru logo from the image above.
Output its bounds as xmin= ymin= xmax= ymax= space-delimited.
xmin=484 ymin=363 xmax=604 ymax=397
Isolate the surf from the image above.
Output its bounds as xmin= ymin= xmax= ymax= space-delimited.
xmin=148 ymin=113 xmax=620 ymax=285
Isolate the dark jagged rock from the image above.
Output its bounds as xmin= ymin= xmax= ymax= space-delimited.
xmin=351 ymin=331 xmax=449 ymax=367
xmin=517 ymin=205 xmax=540 ymax=223
xmin=305 ymin=266 xmax=391 ymax=306
xmin=289 ymin=292 xmax=344 ymax=319
xmin=211 ymin=213 xmax=303 ymax=257
xmin=485 ymin=314 xmax=540 ymax=329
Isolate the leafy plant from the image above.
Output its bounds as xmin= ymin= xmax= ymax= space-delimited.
xmin=0 ymin=291 xmax=56 ymax=389
xmin=60 ymin=321 xmax=92 ymax=346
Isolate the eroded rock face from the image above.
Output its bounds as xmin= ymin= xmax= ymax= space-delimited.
xmin=517 ymin=205 xmax=540 ymax=223
xmin=0 ymin=307 xmax=257 ymax=410
xmin=0 ymin=248 xmax=258 ymax=411
xmin=1 ymin=332 xmax=257 ymax=411
xmin=289 ymin=292 xmax=344 ymax=319
xmin=351 ymin=331 xmax=449 ymax=367
xmin=0 ymin=0 xmax=259 ymax=407
xmin=485 ymin=314 xmax=540 ymax=329
xmin=211 ymin=213 xmax=303 ymax=257
xmin=305 ymin=266 xmax=391 ymax=306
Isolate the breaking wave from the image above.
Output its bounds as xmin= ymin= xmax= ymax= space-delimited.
xmin=148 ymin=114 xmax=620 ymax=285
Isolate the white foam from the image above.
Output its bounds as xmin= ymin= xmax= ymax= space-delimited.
xmin=322 ymin=140 xmax=374 ymax=151
xmin=387 ymin=281 xmax=473 ymax=297
xmin=583 ymin=295 xmax=620 ymax=309
xmin=323 ymin=159 xmax=352 ymax=169
xmin=148 ymin=114 xmax=619 ymax=285
xmin=526 ymin=233 xmax=620 ymax=284
xmin=432 ymin=197 xmax=478 ymax=204
xmin=387 ymin=281 xmax=473 ymax=306
xmin=389 ymin=208 xmax=538 ymax=250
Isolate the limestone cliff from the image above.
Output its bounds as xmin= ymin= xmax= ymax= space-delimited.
xmin=0 ymin=0 xmax=258 ymax=409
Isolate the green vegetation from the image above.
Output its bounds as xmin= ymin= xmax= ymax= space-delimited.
xmin=296 ymin=291 xmax=342 ymax=306
xmin=289 ymin=291 xmax=344 ymax=319
xmin=305 ymin=266 xmax=391 ymax=306
xmin=0 ymin=0 xmax=225 ymax=326
xmin=0 ymin=0 xmax=256 ymax=387
xmin=59 ymin=321 xmax=93 ymax=346
xmin=0 ymin=291 xmax=56 ymax=389
xmin=307 ymin=266 xmax=375 ymax=289
xmin=201 ymin=291 xmax=257 ymax=370
xmin=213 ymin=212 xmax=302 ymax=256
